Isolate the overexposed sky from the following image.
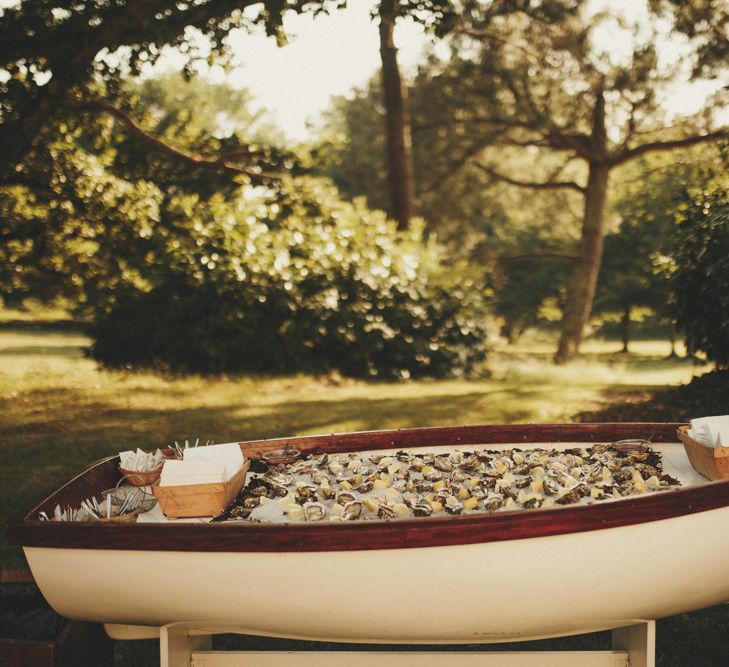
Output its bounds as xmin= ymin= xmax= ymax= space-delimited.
xmin=144 ymin=0 xmax=724 ymax=142
xmin=150 ymin=1 xmax=437 ymax=141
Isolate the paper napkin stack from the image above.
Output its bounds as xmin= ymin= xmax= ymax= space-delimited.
xmin=688 ymin=415 xmax=729 ymax=448
xmin=159 ymin=442 xmax=244 ymax=486
xmin=119 ymin=448 xmax=165 ymax=471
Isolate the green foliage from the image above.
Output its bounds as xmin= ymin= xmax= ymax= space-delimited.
xmin=494 ymin=256 xmax=571 ymax=340
xmin=1 ymin=72 xmax=490 ymax=379
xmin=0 ymin=74 xmax=286 ymax=305
xmin=0 ymin=0 xmax=308 ymax=177
xmin=650 ymin=0 xmax=729 ymax=77
xmin=594 ymin=156 xmax=690 ymax=321
xmin=87 ymin=177 xmax=490 ymax=379
xmin=668 ymin=169 xmax=729 ymax=367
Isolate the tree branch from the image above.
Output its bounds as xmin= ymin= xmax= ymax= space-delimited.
xmin=454 ymin=25 xmax=561 ymax=67
xmin=498 ymin=251 xmax=578 ymax=262
xmin=609 ymin=129 xmax=728 ymax=167
xmin=474 ymin=162 xmax=585 ymax=194
xmin=73 ymin=98 xmax=280 ymax=183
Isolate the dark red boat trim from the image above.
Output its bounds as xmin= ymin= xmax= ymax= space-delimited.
xmin=237 ymin=422 xmax=681 ymax=460
xmin=9 ymin=422 xmax=718 ymax=554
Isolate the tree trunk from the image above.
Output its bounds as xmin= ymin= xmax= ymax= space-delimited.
xmin=554 ymin=162 xmax=610 ymax=363
xmin=620 ymin=304 xmax=631 ymax=353
xmin=379 ymin=3 xmax=415 ymax=231
xmin=668 ymin=322 xmax=678 ymax=358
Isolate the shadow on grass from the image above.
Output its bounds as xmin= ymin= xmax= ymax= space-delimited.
xmin=576 ymin=370 xmax=729 ymax=424
xmin=1 ymin=387 xmax=535 ymax=453
xmin=0 ymin=320 xmax=80 ymax=333
xmin=0 ymin=345 xmax=87 ymax=358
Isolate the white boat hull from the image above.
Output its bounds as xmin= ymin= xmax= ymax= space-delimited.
xmin=25 ymin=505 xmax=729 ymax=643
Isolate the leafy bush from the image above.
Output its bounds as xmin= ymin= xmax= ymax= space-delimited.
xmin=668 ymin=174 xmax=729 ymax=368
xmin=87 ymin=177 xmax=489 ymax=379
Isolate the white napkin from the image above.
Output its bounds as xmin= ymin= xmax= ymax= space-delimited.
xmin=716 ymin=428 xmax=729 ymax=447
xmin=183 ymin=442 xmax=244 ymax=480
xmin=159 ymin=459 xmax=227 ymax=486
xmin=159 ymin=442 xmax=244 ymax=486
xmin=689 ymin=415 xmax=729 ymax=447
xmin=119 ymin=448 xmax=165 ymax=471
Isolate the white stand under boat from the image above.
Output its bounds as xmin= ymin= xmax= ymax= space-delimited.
xmin=106 ymin=618 xmax=656 ymax=667
xmin=6 ymin=423 xmax=728 ymax=666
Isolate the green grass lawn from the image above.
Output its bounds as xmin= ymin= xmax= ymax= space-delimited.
xmin=2 ymin=321 xmax=726 ymax=665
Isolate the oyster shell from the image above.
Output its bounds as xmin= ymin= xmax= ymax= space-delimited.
xmin=378 ymin=503 xmax=397 ymax=520
xmin=303 ymin=502 xmax=326 ymax=521
xmin=460 ymin=454 xmax=479 ymax=469
xmin=412 ymin=502 xmax=432 ymax=517
xmin=249 ymin=484 xmax=270 ymax=497
xmin=295 ymin=484 xmax=318 ymax=503
xmin=317 ymin=486 xmax=337 ymax=501
xmin=444 ymin=495 xmax=463 ymax=515
xmin=242 ymin=496 xmax=261 ymax=510
xmin=483 ymin=494 xmax=503 ymax=511
xmin=267 ymin=472 xmax=294 ymax=487
xmin=543 ymin=477 xmax=561 ymax=496
xmin=270 ymin=483 xmax=289 ymax=498
xmin=355 ymin=481 xmax=374 ymax=494
xmin=434 ymin=456 xmax=454 ymax=472
xmin=311 ymin=470 xmax=330 ymax=485
xmin=337 ymin=491 xmax=357 ymax=505
xmin=555 ymin=483 xmax=588 ymax=505
xmin=308 ymin=454 xmax=329 ymax=466
xmin=342 ymin=501 xmax=362 ymax=520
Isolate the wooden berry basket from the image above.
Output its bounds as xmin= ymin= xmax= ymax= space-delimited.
xmin=152 ymin=460 xmax=250 ymax=518
xmin=677 ymin=425 xmax=729 ymax=480
xmin=118 ymin=463 xmax=164 ymax=487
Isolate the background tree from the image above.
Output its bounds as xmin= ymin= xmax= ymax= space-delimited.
xmin=378 ymin=0 xmax=416 ymax=231
xmin=313 ymin=74 xmax=582 ymax=340
xmin=374 ymin=0 xmax=457 ymax=231
xmin=416 ymin=1 xmax=727 ymax=362
xmin=667 ymin=159 xmax=729 ymax=368
xmin=593 ymin=149 xmax=721 ymax=353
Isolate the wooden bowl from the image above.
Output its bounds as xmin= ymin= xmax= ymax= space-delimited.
xmin=262 ymin=448 xmax=301 ymax=466
xmin=118 ymin=463 xmax=164 ymax=487
xmin=677 ymin=425 xmax=729 ymax=480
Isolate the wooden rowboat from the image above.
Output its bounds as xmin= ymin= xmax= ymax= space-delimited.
xmin=7 ymin=422 xmax=729 ymax=645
